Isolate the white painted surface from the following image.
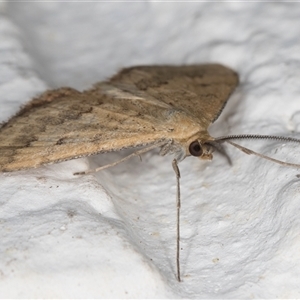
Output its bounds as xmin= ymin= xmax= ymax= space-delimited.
xmin=1 ymin=2 xmax=300 ymax=298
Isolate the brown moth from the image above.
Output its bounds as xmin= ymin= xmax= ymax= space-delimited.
xmin=1 ymin=64 xmax=300 ymax=282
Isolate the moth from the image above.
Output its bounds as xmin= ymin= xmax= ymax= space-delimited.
xmin=1 ymin=64 xmax=300 ymax=282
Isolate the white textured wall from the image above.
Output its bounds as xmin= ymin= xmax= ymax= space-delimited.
xmin=1 ymin=2 xmax=300 ymax=298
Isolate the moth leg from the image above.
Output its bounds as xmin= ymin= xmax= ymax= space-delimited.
xmin=159 ymin=140 xmax=173 ymax=156
xmin=172 ymin=159 xmax=181 ymax=282
xmin=74 ymin=141 xmax=167 ymax=175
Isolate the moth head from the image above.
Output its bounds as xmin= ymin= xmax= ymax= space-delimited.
xmin=188 ymin=140 xmax=214 ymax=160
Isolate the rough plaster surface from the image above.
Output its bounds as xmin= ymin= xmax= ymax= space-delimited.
xmin=1 ymin=2 xmax=300 ymax=298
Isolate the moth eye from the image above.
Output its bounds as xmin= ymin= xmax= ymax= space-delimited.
xmin=189 ymin=140 xmax=203 ymax=157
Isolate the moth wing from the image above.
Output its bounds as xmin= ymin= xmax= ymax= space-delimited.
xmin=0 ymin=64 xmax=238 ymax=172
xmin=107 ymin=64 xmax=239 ymax=127
xmin=0 ymin=88 xmax=173 ymax=172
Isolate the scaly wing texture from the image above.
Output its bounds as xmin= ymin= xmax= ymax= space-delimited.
xmin=0 ymin=64 xmax=238 ymax=172
xmin=0 ymin=88 xmax=173 ymax=172
xmin=106 ymin=64 xmax=239 ymax=126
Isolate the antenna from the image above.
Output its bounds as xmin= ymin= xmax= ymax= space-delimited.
xmin=211 ymin=134 xmax=300 ymax=168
